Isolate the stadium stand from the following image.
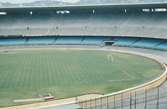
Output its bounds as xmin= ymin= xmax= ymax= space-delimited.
xmin=55 ymin=36 xmax=83 ymax=45
xmin=111 ymin=37 xmax=167 ymax=50
xmin=0 ymin=36 xmax=167 ymax=51
xmin=82 ymin=37 xmax=106 ymax=45
xmin=112 ymin=37 xmax=140 ymax=46
xmin=156 ymin=42 xmax=167 ymax=50
xmin=0 ymin=38 xmax=26 ymax=45
xmin=0 ymin=4 xmax=167 ymax=38
xmin=132 ymin=38 xmax=164 ymax=48
xmin=27 ymin=37 xmax=55 ymax=45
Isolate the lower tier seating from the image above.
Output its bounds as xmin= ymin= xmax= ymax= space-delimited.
xmin=27 ymin=37 xmax=55 ymax=45
xmin=113 ymin=37 xmax=139 ymax=46
xmin=0 ymin=38 xmax=26 ymax=45
xmin=0 ymin=36 xmax=166 ymax=51
xmin=112 ymin=37 xmax=167 ymax=50
xmin=82 ymin=37 xmax=105 ymax=45
xmin=156 ymin=42 xmax=167 ymax=50
xmin=132 ymin=39 xmax=163 ymax=48
xmin=55 ymin=37 xmax=83 ymax=45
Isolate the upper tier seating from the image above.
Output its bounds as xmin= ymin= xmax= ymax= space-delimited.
xmin=1 ymin=13 xmax=167 ymax=39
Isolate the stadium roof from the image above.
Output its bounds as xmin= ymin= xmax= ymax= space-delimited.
xmin=0 ymin=2 xmax=167 ymax=11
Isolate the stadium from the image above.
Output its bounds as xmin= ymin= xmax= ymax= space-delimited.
xmin=0 ymin=2 xmax=167 ymax=109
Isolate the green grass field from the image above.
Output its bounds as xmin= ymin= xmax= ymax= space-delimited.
xmin=0 ymin=49 xmax=163 ymax=107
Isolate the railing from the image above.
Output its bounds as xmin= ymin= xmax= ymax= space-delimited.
xmin=78 ymin=64 xmax=167 ymax=109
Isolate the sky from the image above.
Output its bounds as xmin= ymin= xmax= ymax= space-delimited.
xmin=1 ymin=0 xmax=80 ymax=3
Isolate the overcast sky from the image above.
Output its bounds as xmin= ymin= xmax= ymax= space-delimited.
xmin=1 ymin=0 xmax=80 ymax=3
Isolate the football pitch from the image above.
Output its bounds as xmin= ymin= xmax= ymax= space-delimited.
xmin=0 ymin=49 xmax=163 ymax=107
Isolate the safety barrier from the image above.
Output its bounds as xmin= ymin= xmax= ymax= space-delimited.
xmin=78 ymin=64 xmax=167 ymax=109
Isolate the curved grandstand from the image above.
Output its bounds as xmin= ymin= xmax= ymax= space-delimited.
xmin=0 ymin=2 xmax=167 ymax=109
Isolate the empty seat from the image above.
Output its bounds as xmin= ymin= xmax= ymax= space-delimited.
xmin=156 ymin=42 xmax=167 ymax=50
xmin=0 ymin=38 xmax=26 ymax=45
xmin=27 ymin=37 xmax=55 ymax=45
xmin=113 ymin=37 xmax=139 ymax=46
xmin=82 ymin=37 xmax=105 ymax=45
xmin=55 ymin=37 xmax=82 ymax=45
xmin=132 ymin=39 xmax=163 ymax=48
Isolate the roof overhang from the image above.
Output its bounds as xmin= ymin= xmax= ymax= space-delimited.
xmin=0 ymin=2 xmax=167 ymax=12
